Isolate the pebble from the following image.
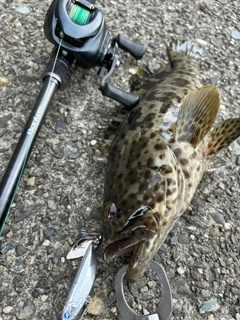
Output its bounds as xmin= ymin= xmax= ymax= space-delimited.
xmin=3 ymin=306 xmax=13 ymax=314
xmin=44 ymin=229 xmax=54 ymax=237
xmin=140 ymin=286 xmax=148 ymax=293
xmin=210 ymin=212 xmax=225 ymax=224
xmin=209 ymin=227 xmax=220 ymax=237
xmin=55 ymin=119 xmax=66 ymax=134
xmin=196 ymin=38 xmax=208 ymax=46
xmin=143 ymin=308 xmax=150 ymax=315
xmin=183 ymin=215 xmax=207 ymax=228
xmin=147 ymin=281 xmax=156 ymax=289
xmin=111 ymin=307 xmax=117 ymax=313
xmin=47 ymin=200 xmax=57 ymax=211
xmin=68 ymin=152 xmax=81 ymax=159
xmin=87 ymin=290 xmax=106 ymax=316
xmin=26 ymin=176 xmax=35 ymax=186
xmin=176 ymin=267 xmax=185 ymax=275
xmin=42 ymin=240 xmax=50 ymax=247
xmin=2 ymin=242 xmax=15 ymax=254
xmin=40 ymin=295 xmax=48 ymax=302
xmin=178 ymin=236 xmax=190 ymax=244
xmin=201 ymin=289 xmax=210 ymax=299
xmin=15 ymin=245 xmax=26 ymax=256
xmin=236 ymin=313 xmax=240 ymax=320
xmin=208 ymin=315 xmax=214 ymax=320
xmin=90 ymin=139 xmax=97 ymax=146
xmin=231 ymin=30 xmax=240 ymax=40
xmin=24 ymin=256 xmax=35 ymax=265
xmin=199 ymin=298 xmax=220 ymax=314
xmin=15 ymin=6 xmax=30 ymax=15
xmin=223 ymin=222 xmax=231 ymax=231
xmin=0 ymin=77 xmax=10 ymax=85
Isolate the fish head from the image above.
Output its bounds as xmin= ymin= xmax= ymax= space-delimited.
xmin=102 ymin=163 xmax=176 ymax=282
xmin=103 ymin=202 xmax=161 ymax=282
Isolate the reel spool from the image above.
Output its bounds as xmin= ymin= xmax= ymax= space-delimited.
xmin=67 ymin=1 xmax=91 ymax=25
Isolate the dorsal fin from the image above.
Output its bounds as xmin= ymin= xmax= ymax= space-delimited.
xmin=175 ymin=85 xmax=220 ymax=148
xmin=205 ymin=118 xmax=240 ymax=156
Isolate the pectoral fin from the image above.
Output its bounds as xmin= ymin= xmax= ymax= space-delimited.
xmin=175 ymin=85 xmax=220 ymax=148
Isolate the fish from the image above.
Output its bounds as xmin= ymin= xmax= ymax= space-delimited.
xmin=102 ymin=40 xmax=240 ymax=282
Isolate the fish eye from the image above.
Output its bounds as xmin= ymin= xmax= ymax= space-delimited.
xmin=103 ymin=202 xmax=117 ymax=219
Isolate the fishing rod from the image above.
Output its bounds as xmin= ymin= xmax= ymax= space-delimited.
xmin=0 ymin=0 xmax=145 ymax=234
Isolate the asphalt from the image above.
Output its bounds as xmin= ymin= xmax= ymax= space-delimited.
xmin=0 ymin=0 xmax=240 ymax=319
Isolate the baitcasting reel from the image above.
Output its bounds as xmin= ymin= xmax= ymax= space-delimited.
xmin=44 ymin=0 xmax=145 ymax=109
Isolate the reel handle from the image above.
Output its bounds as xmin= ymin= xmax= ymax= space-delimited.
xmin=100 ymin=82 xmax=139 ymax=110
xmin=116 ymin=34 xmax=145 ymax=60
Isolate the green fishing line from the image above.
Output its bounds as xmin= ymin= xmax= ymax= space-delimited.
xmin=68 ymin=4 xmax=90 ymax=25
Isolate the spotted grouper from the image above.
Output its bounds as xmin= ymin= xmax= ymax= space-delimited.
xmin=102 ymin=40 xmax=240 ymax=282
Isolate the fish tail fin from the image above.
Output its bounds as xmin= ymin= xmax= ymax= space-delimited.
xmin=205 ymin=118 xmax=240 ymax=156
xmin=168 ymin=39 xmax=206 ymax=62
xmin=175 ymin=85 xmax=220 ymax=148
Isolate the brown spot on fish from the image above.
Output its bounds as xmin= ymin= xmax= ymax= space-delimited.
xmin=143 ymin=194 xmax=150 ymax=201
xmin=147 ymin=157 xmax=154 ymax=167
xmin=144 ymin=150 xmax=149 ymax=154
xmin=159 ymin=165 xmax=173 ymax=174
xmin=159 ymin=153 xmax=166 ymax=160
xmin=150 ymin=132 xmax=156 ymax=139
xmin=129 ymin=193 xmax=136 ymax=199
xmin=182 ymin=169 xmax=190 ymax=179
xmin=171 ymin=78 xmax=191 ymax=86
xmin=167 ymin=187 xmax=177 ymax=196
xmin=148 ymin=122 xmax=154 ymax=129
xmin=144 ymin=170 xmax=151 ymax=179
xmin=138 ymin=183 xmax=145 ymax=191
xmin=157 ymin=194 xmax=165 ymax=202
xmin=154 ymin=143 xmax=164 ymax=151
xmin=149 ymin=202 xmax=156 ymax=209
xmin=121 ymin=200 xmax=127 ymax=206
xmin=162 ymin=220 xmax=168 ymax=227
xmin=149 ymin=103 xmax=155 ymax=109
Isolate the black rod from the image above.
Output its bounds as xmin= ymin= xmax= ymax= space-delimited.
xmin=0 ymin=78 xmax=59 ymax=234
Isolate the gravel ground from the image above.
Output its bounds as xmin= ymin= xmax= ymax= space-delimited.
xmin=0 ymin=0 xmax=240 ymax=319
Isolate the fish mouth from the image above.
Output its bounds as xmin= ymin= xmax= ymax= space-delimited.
xmin=104 ymin=208 xmax=159 ymax=282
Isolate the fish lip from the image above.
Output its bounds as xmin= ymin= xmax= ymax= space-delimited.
xmin=104 ymin=208 xmax=158 ymax=262
xmin=104 ymin=236 xmax=144 ymax=262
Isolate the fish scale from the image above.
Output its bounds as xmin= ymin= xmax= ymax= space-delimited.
xmin=102 ymin=40 xmax=240 ymax=282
